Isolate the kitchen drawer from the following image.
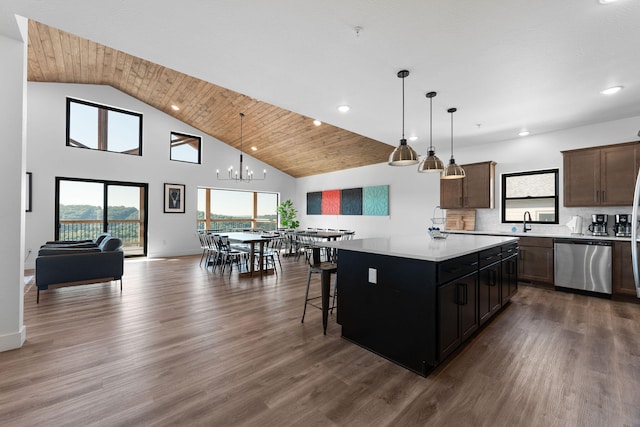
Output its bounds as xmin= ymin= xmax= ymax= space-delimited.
xmin=518 ymin=236 xmax=553 ymax=248
xmin=479 ymin=247 xmax=502 ymax=268
xmin=502 ymin=243 xmax=518 ymax=258
xmin=438 ymin=253 xmax=479 ymax=284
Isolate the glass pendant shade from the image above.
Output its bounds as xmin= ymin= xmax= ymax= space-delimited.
xmin=418 ymin=91 xmax=445 ymax=173
xmin=440 ymin=107 xmax=465 ymax=179
xmin=389 ymin=70 xmax=419 ymax=166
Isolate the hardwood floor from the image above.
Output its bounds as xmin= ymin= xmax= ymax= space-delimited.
xmin=2 ymin=255 xmax=640 ymax=426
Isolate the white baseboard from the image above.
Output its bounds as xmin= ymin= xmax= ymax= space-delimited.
xmin=0 ymin=325 xmax=26 ymax=352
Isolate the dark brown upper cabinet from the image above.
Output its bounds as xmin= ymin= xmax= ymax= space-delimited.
xmin=562 ymin=142 xmax=639 ymax=207
xmin=440 ymin=161 xmax=496 ymax=209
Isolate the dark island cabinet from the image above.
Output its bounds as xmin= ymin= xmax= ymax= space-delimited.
xmin=437 ymin=271 xmax=478 ymax=361
xmin=501 ymin=244 xmax=519 ymax=304
xmin=337 ymin=239 xmax=518 ymax=376
xmin=478 ymin=260 xmax=502 ymax=326
xmin=478 ymin=246 xmax=503 ymax=325
xmin=337 ymin=250 xmax=438 ymax=375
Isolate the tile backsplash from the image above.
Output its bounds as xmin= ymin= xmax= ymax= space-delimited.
xmin=474 ymin=206 xmax=632 ymax=236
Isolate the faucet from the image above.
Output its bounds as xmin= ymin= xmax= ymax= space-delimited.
xmin=523 ymin=211 xmax=532 ymax=233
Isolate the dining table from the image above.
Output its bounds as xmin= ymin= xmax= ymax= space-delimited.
xmin=222 ymin=232 xmax=276 ymax=277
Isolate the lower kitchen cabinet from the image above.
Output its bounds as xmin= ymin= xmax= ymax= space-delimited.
xmin=501 ymin=251 xmax=518 ymax=304
xmin=438 ymin=271 xmax=478 ymax=361
xmin=479 ymin=248 xmax=502 ymax=326
xmin=518 ymin=236 xmax=554 ymax=284
xmin=613 ymin=241 xmax=639 ymax=296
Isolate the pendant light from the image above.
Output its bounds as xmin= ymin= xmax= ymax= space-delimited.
xmin=388 ymin=70 xmax=419 ymax=166
xmin=217 ymin=113 xmax=266 ymax=182
xmin=418 ymin=91 xmax=445 ymax=173
xmin=441 ymin=107 xmax=465 ymax=179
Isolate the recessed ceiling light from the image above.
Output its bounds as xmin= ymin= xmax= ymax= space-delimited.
xmin=251 ymin=146 xmax=258 ymax=151
xmin=598 ymin=0 xmax=617 ymax=4
xmin=518 ymin=130 xmax=530 ymax=137
xmin=171 ymin=104 xmax=180 ymax=111
xmin=409 ymin=136 xmax=418 ymax=141
xmin=601 ymin=86 xmax=623 ymax=95
xmin=313 ymin=119 xmax=322 ymax=126
xmin=338 ymin=105 xmax=351 ymax=113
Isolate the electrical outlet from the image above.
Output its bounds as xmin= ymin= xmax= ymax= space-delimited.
xmin=368 ymin=268 xmax=377 ymax=284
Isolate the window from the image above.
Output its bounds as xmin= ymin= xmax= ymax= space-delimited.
xmin=56 ymin=177 xmax=148 ymax=256
xmin=66 ymin=98 xmax=142 ymax=155
xmin=197 ymin=188 xmax=278 ymax=231
xmin=502 ymin=169 xmax=559 ymax=224
xmin=170 ymin=131 xmax=201 ymax=164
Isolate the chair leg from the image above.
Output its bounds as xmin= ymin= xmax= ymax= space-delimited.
xmin=37 ymin=288 xmax=40 ymax=304
xmin=120 ymin=278 xmax=123 ymax=291
xmin=301 ymin=269 xmax=313 ymax=323
xmin=330 ymin=273 xmax=337 ymax=313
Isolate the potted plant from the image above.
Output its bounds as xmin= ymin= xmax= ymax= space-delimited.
xmin=277 ymin=199 xmax=300 ymax=229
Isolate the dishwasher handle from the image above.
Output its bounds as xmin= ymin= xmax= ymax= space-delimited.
xmin=554 ymin=238 xmax=612 ymax=246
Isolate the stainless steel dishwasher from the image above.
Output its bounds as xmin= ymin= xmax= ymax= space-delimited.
xmin=554 ymin=238 xmax=612 ymax=294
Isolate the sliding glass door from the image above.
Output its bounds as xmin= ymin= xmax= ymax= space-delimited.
xmin=56 ymin=178 xmax=148 ymax=256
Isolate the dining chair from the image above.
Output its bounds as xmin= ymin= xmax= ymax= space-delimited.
xmin=205 ymin=233 xmax=222 ymax=271
xmin=256 ymin=237 xmax=281 ymax=274
xmin=215 ymin=235 xmax=247 ymax=275
xmin=196 ymin=230 xmax=209 ymax=266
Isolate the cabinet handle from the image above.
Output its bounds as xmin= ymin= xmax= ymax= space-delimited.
xmin=457 ymin=283 xmax=468 ymax=305
xmin=489 ymin=269 xmax=497 ymax=286
xmin=602 ymin=190 xmax=605 ymax=202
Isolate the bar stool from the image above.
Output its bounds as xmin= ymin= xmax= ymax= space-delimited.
xmin=301 ymin=246 xmax=338 ymax=334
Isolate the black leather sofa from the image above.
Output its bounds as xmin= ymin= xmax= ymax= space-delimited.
xmin=35 ymin=236 xmax=124 ymax=303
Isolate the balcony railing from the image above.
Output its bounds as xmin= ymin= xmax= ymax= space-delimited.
xmin=196 ymin=219 xmax=277 ymax=232
xmin=58 ymin=219 xmax=144 ymax=255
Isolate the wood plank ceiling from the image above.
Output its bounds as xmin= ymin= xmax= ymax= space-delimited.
xmin=26 ymin=20 xmax=392 ymax=178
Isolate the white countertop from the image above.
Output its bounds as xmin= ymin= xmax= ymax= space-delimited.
xmin=325 ymin=234 xmax=518 ymax=262
xmin=447 ymin=230 xmax=635 ymax=242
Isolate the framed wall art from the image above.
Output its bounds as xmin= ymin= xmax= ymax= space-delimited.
xmin=164 ymin=183 xmax=185 ymax=213
xmin=307 ymin=185 xmax=389 ymax=216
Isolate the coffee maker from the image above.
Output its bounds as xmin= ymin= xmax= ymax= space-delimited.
xmin=614 ymin=214 xmax=632 ymax=237
xmin=588 ymin=214 xmax=608 ymax=236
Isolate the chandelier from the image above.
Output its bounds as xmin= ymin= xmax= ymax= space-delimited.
xmin=217 ymin=113 xmax=266 ymax=182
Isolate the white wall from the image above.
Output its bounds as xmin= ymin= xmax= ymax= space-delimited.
xmin=25 ymin=82 xmax=296 ymax=267
xmin=0 ymin=21 xmax=27 ymax=351
xmin=296 ymin=115 xmax=640 ymax=238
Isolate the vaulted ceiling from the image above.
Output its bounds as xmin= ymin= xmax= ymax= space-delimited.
xmin=26 ymin=20 xmax=391 ymax=178
xmin=3 ymin=0 xmax=640 ymax=180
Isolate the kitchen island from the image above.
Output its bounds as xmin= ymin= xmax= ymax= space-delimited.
xmin=326 ymin=234 xmax=519 ymax=376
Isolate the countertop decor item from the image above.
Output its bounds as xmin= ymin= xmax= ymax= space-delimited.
xmin=428 ymin=227 xmax=448 ymax=240
xmin=430 ymin=205 xmax=446 ymax=225
xmin=445 ymin=209 xmax=476 ymax=230
xmin=217 ymin=113 xmax=266 ymax=182
xmin=389 ymin=70 xmax=419 ymax=166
